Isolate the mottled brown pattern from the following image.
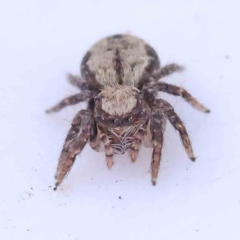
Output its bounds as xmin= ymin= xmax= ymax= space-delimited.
xmin=53 ymin=110 xmax=93 ymax=190
xmin=153 ymin=82 xmax=210 ymax=113
xmin=46 ymin=91 xmax=92 ymax=113
xmin=46 ymin=33 xmax=210 ymax=189
xmin=85 ymin=34 xmax=152 ymax=87
xmin=150 ymin=102 xmax=166 ymax=185
xmin=156 ymin=99 xmax=195 ymax=161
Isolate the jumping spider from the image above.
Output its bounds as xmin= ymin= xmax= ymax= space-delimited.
xmin=46 ymin=34 xmax=210 ymax=190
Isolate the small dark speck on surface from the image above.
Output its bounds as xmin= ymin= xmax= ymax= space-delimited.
xmin=119 ymin=196 xmax=122 ymax=200
xmin=196 ymin=229 xmax=199 ymax=232
xmin=225 ymin=55 xmax=230 ymax=59
xmin=27 ymin=229 xmax=30 ymax=231
xmin=116 ymin=180 xmax=118 ymax=183
xmin=186 ymin=168 xmax=188 ymax=170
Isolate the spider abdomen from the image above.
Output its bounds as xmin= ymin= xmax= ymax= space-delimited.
xmin=81 ymin=34 xmax=160 ymax=89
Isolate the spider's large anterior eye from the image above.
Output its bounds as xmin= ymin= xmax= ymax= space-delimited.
xmin=109 ymin=118 xmax=118 ymax=126
xmin=128 ymin=117 xmax=133 ymax=122
xmin=123 ymin=117 xmax=133 ymax=125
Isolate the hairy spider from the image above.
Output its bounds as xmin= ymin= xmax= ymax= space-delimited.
xmin=46 ymin=34 xmax=210 ymax=190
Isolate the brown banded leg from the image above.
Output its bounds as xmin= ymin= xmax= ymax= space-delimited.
xmin=46 ymin=90 xmax=92 ymax=113
xmin=152 ymin=63 xmax=184 ymax=79
xmin=129 ymin=128 xmax=146 ymax=162
xmin=54 ymin=110 xmax=93 ymax=190
xmin=154 ymin=82 xmax=210 ymax=113
xmin=67 ymin=73 xmax=88 ymax=90
xmin=150 ymin=110 xmax=166 ymax=185
xmin=142 ymin=63 xmax=184 ymax=91
xmin=157 ymin=99 xmax=195 ymax=161
xmin=100 ymin=134 xmax=114 ymax=169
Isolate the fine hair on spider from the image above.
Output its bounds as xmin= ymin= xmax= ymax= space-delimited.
xmin=46 ymin=33 xmax=210 ymax=190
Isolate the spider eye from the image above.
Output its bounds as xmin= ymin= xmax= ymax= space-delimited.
xmin=109 ymin=118 xmax=119 ymax=126
xmin=139 ymin=111 xmax=145 ymax=117
xmin=123 ymin=117 xmax=133 ymax=125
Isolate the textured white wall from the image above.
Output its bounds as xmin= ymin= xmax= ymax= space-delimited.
xmin=0 ymin=0 xmax=240 ymax=240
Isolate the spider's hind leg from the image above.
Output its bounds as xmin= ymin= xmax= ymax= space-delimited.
xmin=67 ymin=73 xmax=89 ymax=90
xmin=142 ymin=63 xmax=184 ymax=91
xmin=153 ymin=63 xmax=184 ymax=80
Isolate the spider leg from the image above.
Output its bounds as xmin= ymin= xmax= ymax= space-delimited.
xmin=100 ymin=134 xmax=114 ymax=169
xmin=67 ymin=73 xmax=88 ymax=90
xmin=157 ymin=99 xmax=195 ymax=161
xmin=154 ymin=82 xmax=210 ymax=113
xmin=129 ymin=128 xmax=146 ymax=162
xmin=54 ymin=110 xmax=93 ymax=190
xmin=152 ymin=63 xmax=184 ymax=80
xmin=46 ymin=90 xmax=92 ymax=113
xmin=150 ymin=107 xmax=166 ymax=185
xmin=142 ymin=63 xmax=184 ymax=90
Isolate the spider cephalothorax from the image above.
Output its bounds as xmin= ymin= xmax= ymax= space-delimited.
xmin=46 ymin=34 xmax=210 ymax=190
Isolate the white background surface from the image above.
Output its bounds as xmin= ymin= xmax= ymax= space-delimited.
xmin=1 ymin=0 xmax=240 ymax=239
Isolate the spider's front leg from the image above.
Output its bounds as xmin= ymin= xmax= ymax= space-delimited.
xmin=157 ymin=99 xmax=195 ymax=161
xmin=54 ymin=110 xmax=94 ymax=190
xmin=149 ymin=106 xmax=166 ymax=185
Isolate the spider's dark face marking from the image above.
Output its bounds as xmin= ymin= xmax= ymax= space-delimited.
xmin=46 ymin=33 xmax=210 ymax=190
